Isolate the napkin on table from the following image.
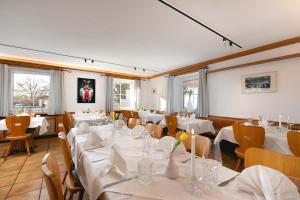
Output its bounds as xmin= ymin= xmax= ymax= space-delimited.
xmin=84 ymin=129 xmax=105 ymax=149
xmin=131 ymin=125 xmax=145 ymax=139
xmin=156 ymin=136 xmax=186 ymax=154
xmin=76 ymin=122 xmax=90 ymax=135
xmin=235 ymin=165 xmax=300 ymax=200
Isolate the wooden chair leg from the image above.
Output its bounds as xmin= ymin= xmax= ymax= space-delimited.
xmin=68 ymin=191 xmax=74 ymax=200
xmin=63 ymin=187 xmax=68 ymax=200
xmin=25 ymin=139 xmax=30 ymax=157
xmin=62 ymin=171 xmax=67 ymax=184
xmin=4 ymin=142 xmax=13 ymax=161
xmin=235 ymin=158 xmax=242 ymax=171
xmin=78 ymin=189 xmax=84 ymax=200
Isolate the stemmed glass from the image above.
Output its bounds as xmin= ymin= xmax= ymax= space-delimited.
xmin=143 ymin=133 xmax=157 ymax=157
xmin=287 ymin=117 xmax=295 ymax=131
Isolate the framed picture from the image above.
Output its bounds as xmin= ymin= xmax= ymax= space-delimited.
xmin=241 ymin=71 xmax=277 ymax=94
xmin=77 ymin=78 xmax=96 ymax=103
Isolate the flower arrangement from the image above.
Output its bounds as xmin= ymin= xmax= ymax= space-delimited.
xmin=171 ymin=131 xmax=188 ymax=153
xmin=114 ymin=113 xmax=120 ymax=120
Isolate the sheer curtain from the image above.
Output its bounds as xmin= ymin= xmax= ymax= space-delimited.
xmin=105 ymin=76 xmax=113 ymax=112
xmin=48 ymin=70 xmax=64 ymax=115
xmin=0 ymin=64 xmax=11 ymax=116
xmin=135 ymin=79 xmax=141 ymax=110
xmin=197 ymin=68 xmax=209 ymax=117
xmin=166 ymin=76 xmax=174 ymax=114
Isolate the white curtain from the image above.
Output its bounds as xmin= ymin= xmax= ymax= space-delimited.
xmin=105 ymin=76 xmax=113 ymax=112
xmin=0 ymin=64 xmax=11 ymax=116
xmin=166 ymin=76 xmax=174 ymax=114
xmin=135 ymin=79 xmax=141 ymax=110
xmin=197 ymin=68 xmax=209 ymax=117
xmin=48 ymin=70 xmax=64 ymax=115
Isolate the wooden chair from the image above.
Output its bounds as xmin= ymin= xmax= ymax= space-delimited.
xmin=175 ymin=132 xmax=211 ymax=157
xmin=58 ymin=123 xmax=67 ymax=134
xmin=132 ymin=111 xmax=139 ymax=119
xmin=4 ymin=116 xmax=31 ymax=161
xmin=165 ymin=115 xmax=177 ymax=137
xmin=232 ymin=122 xmax=265 ymax=171
xmin=58 ymin=132 xmax=84 ymax=199
xmin=152 ymin=124 xmax=163 ymax=139
xmin=287 ymin=131 xmax=300 ymax=156
xmin=245 ymin=148 xmax=300 ymax=191
xmin=65 ymin=112 xmax=75 ymax=133
xmin=41 ymin=152 xmax=84 ymax=200
xmin=128 ymin=118 xmax=141 ymax=129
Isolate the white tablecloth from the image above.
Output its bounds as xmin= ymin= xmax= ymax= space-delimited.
xmin=139 ymin=114 xmax=165 ymax=124
xmin=160 ymin=117 xmax=216 ymax=135
xmin=214 ymin=126 xmax=292 ymax=155
xmin=66 ymin=125 xmax=259 ymax=200
xmin=73 ymin=114 xmax=109 ymax=127
xmin=0 ymin=117 xmax=49 ymax=135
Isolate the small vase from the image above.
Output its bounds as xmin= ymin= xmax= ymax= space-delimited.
xmin=164 ymin=152 xmax=179 ymax=179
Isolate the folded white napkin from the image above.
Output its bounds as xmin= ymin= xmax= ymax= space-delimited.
xmin=17 ymin=112 xmax=30 ymax=116
xmin=152 ymin=110 xmax=157 ymax=114
xmin=235 ymin=165 xmax=300 ymax=200
xmin=131 ymin=125 xmax=145 ymax=139
xmin=190 ymin=113 xmax=196 ymax=119
xmin=76 ymin=122 xmax=90 ymax=134
xmin=110 ymin=145 xmax=128 ymax=174
xmin=85 ymin=130 xmax=105 ymax=149
xmin=243 ymin=122 xmax=253 ymax=126
xmin=156 ymin=136 xmax=186 ymax=154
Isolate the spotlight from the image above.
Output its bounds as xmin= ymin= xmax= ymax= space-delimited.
xmin=229 ymin=41 xmax=233 ymax=47
xmin=84 ymin=59 xmax=87 ymax=62
xmin=143 ymin=69 xmax=146 ymax=72
xmin=91 ymin=60 xmax=94 ymax=63
xmin=134 ymin=67 xmax=137 ymax=70
xmin=222 ymin=37 xmax=227 ymax=46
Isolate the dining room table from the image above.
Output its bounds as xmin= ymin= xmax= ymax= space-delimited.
xmin=138 ymin=110 xmax=165 ymax=124
xmin=214 ymin=125 xmax=293 ymax=155
xmin=160 ymin=116 xmax=216 ymax=135
xmin=0 ymin=116 xmax=49 ymax=135
xmin=66 ymin=123 xmax=264 ymax=200
xmin=73 ymin=112 xmax=109 ymax=127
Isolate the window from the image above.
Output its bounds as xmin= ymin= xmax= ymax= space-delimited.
xmin=113 ymin=78 xmax=135 ymax=110
xmin=13 ymin=72 xmax=50 ymax=113
xmin=183 ymin=79 xmax=198 ymax=112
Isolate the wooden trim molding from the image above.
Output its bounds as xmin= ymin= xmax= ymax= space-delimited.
xmin=207 ymin=52 xmax=300 ymax=74
xmin=152 ymin=35 xmax=300 ymax=77
xmin=0 ymin=55 xmax=150 ymax=80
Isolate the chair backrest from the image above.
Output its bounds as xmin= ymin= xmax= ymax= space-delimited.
xmin=152 ymin=124 xmax=163 ymax=139
xmin=175 ymin=132 xmax=211 ymax=157
xmin=132 ymin=111 xmax=139 ymax=119
xmin=128 ymin=118 xmax=141 ymax=129
xmin=165 ymin=115 xmax=177 ymax=137
xmin=65 ymin=112 xmax=74 ymax=133
xmin=58 ymin=123 xmax=66 ymax=134
xmin=287 ymin=131 xmax=300 ymax=156
xmin=121 ymin=110 xmax=131 ymax=120
xmin=5 ymin=116 xmax=30 ymax=137
xmin=41 ymin=153 xmax=64 ymax=200
xmin=144 ymin=123 xmax=154 ymax=133
xmin=57 ymin=132 xmax=77 ymax=184
xmin=245 ymin=148 xmax=300 ymax=179
xmin=233 ymin=122 xmax=265 ymax=153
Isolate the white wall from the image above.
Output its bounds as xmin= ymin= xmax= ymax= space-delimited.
xmin=140 ymin=77 xmax=168 ymax=110
xmin=63 ymin=70 xmax=106 ymax=112
xmin=208 ymin=58 xmax=300 ymax=122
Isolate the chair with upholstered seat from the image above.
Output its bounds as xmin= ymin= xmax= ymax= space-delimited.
xmin=245 ymin=148 xmax=300 ymax=191
xmin=128 ymin=118 xmax=141 ymax=129
xmin=41 ymin=152 xmax=84 ymax=200
xmin=58 ymin=123 xmax=67 ymax=134
xmin=165 ymin=115 xmax=177 ymax=137
xmin=4 ymin=115 xmax=31 ymax=161
xmin=175 ymin=132 xmax=211 ymax=157
xmin=65 ymin=112 xmax=75 ymax=133
xmin=233 ymin=122 xmax=265 ymax=171
xmin=58 ymin=132 xmax=84 ymax=199
xmin=287 ymin=131 xmax=300 ymax=156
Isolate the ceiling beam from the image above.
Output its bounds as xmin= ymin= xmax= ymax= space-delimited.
xmin=0 ymin=55 xmax=150 ymax=80
xmin=151 ymin=35 xmax=300 ymax=77
xmin=207 ymin=52 xmax=300 ymax=74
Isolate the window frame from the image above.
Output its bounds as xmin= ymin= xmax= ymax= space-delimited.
xmin=182 ymin=79 xmax=199 ymax=112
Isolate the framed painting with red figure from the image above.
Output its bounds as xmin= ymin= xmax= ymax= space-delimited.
xmin=77 ymin=78 xmax=96 ymax=103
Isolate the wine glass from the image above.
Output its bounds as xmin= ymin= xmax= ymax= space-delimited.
xmin=143 ymin=134 xmax=157 ymax=157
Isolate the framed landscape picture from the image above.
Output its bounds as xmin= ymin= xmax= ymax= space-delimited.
xmin=77 ymin=78 xmax=96 ymax=103
xmin=241 ymin=71 xmax=277 ymax=94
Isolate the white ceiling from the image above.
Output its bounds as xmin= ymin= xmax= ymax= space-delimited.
xmin=0 ymin=0 xmax=299 ymax=76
